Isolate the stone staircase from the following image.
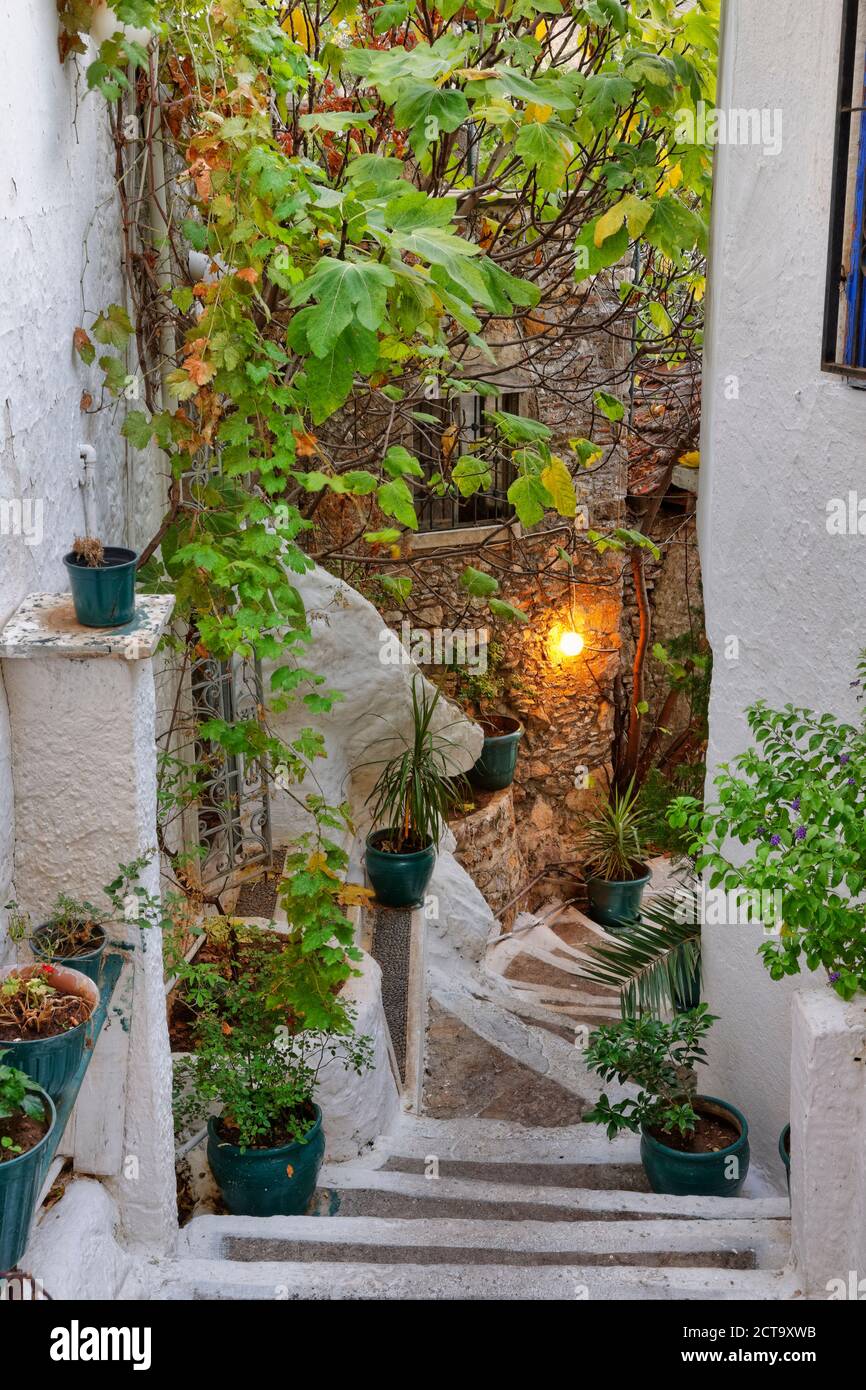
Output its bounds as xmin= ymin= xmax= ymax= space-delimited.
xmin=160 ymin=1114 xmax=797 ymax=1300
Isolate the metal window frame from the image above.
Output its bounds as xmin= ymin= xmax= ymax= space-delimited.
xmin=414 ymin=387 xmax=528 ymax=532
xmin=822 ymin=0 xmax=866 ymax=377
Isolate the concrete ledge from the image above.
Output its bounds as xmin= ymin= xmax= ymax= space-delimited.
xmin=791 ymin=988 xmax=866 ymax=1297
xmin=0 ymin=591 xmax=174 ymax=660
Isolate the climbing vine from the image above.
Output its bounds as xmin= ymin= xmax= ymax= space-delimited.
xmin=57 ymin=0 xmax=716 ymax=1026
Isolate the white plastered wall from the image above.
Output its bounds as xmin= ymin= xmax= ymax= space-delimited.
xmin=700 ymin=0 xmax=864 ymax=1184
xmin=0 ymin=2 xmax=132 ymax=951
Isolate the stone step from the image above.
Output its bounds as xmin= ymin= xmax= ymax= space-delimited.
xmin=370 ymin=1115 xmax=648 ymax=1186
xmin=165 ymin=1258 xmax=798 ymax=1302
xmin=379 ymin=1154 xmax=651 ymax=1190
xmin=315 ymin=1165 xmax=791 ymax=1224
xmin=371 ymin=1114 xmax=643 ymax=1164
xmin=181 ymin=1213 xmax=790 ymax=1271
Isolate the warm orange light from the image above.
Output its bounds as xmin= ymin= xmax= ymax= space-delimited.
xmin=557 ymin=629 xmax=585 ymax=658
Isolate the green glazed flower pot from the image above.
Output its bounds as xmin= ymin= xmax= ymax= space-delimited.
xmin=0 ymin=1085 xmax=56 ymax=1270
xmin=586 ymin=864 xmax=651 ymax=933
xmin=0 ymin=965 xmax=99 ymax=1101
xmin=779 ymin=1123 xmax=790 ymax=1193
xmin=31 ymin=925 xmax=107 ymax=985
xmin=640 ymin=1096 xmax=750 ymax=1198
xmin=365 ymin=830 xmax=436 ymax=909
xmin=207 ymin=1106 xmax=325 ymax=1217
xmin=470 ymin=716 xmax=524 ymax=792
xmin=64 ymin=546 xmax=138 ymax=628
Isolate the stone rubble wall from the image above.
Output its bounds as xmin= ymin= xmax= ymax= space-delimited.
xmin=449 ymin=788 xmax=525 ymax=931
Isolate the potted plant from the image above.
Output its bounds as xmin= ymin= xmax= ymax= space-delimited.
xmin=64 ymin=535 xmax=138 ymax=628
xmin=174 ymin=930 xmax=371 ymax=1217
xmin=668 ymin=654 xmax=866 ymax=999
xmin=0 ymin=964 xmax=98 ymax=1099
xmin=362 ymin=679 xmax=466 ymax=909
xmin=584 ymin=1006 xmax=750 ymax=1197
xmin=0 ymin=1055 xmax=56 ymax=1270
xmin=29 ymin=894 xmax=108 ymax=984
xmin=580 ymin=781 xmax=652 ymax=931
xmin=470 ymin=713 xmax=524 ymax=792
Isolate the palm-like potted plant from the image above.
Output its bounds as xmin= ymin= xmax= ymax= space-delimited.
xmin=580 ymin=781 xmax=652 ymax=931
xmin=362 ymin=679 xmax=466 ymax=909
xmin=0 ymin=1055 xmax=56 ymax=1269
xmin=583 ymin=1006 xmax=750 ymax=1198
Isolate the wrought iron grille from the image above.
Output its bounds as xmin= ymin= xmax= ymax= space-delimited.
xmin=190 ymin=654 xmax=273 ymax=888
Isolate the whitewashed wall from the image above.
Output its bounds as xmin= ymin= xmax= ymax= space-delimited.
xmin=700 ymin=0 xmax=862 ymax=1183
xmin=0 ymin=2 xmax=131 ymax=945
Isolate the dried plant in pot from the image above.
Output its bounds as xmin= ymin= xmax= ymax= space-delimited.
xmin=359 ymin=679 xmax=468 ymax=909
xmin=64 ymin=534 xmax=138 ymax=628
xmin=0 ymin=1055 xmax=56 ymax=1270
xmin=580 ymin=780 xmax=652 ymax=932
xmin=0 ymin=964 xmax=98 ymax=1100
xmin=583 ymin=1006 xmax=750 ymax=1198
xmin=29 ymin=894 xmax=108 ymax=984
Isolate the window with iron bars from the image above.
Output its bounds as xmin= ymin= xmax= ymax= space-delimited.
xmin=824 ymin=0 xmax=866 ymax=377
xmin=413 ymin=389 xmax=527 ymax=531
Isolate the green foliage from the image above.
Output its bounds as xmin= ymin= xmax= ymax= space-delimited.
xmin=639 ymin=763 xmax=706 ymax=856
xmin=668 ymin=656 xmax=866 ymax=1000
xmin=55 ymin=0 xmax=718 ymax=1107
xmin=577 ymin=888 xmax=702 ymax=1018
xmin=579 ymin=779 xmax=650 ymax=882
xmin=583 ymin=1005 xmax=716 ymax=1140
xmin=171 ymin=925 xmax=371 ymax=1151
xmin=0 ymin=1055 xmax=48 ymax=1161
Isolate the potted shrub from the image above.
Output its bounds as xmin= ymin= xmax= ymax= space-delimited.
xmin=580 ymin=781 xmax=652 ymax=932
xmin=470 ymin=714 xmax=524 ymax=792
xmin=174 ymin=929 xmax=371 ymax=1217
xmin=0 ymin=1055 xmax=56 ymax=1270
xmin=29 ymin=894 xmax=108 ymax=984
xmin=64 ymin=535 xmax=138 ymax=628
xmin=583 ymin=1006 xmax=750 ymax=1197
xmin=668 ymin=656 xmax=866 ymax=999
xmin=362 ymin=679 xmax=466 ymax=909
xmin=0 ymin=965 xmax=98 ymax=1099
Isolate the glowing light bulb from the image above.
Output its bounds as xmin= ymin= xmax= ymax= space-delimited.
xmin=557 ymin=629 xmax=585 ymax=658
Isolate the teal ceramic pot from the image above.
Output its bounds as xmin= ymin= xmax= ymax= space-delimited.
xmin=470 ymin=716 xmax=524 ymax=792
xmin=0 ymin=1085 xmax=56 ymax=1270
xmin=0 ymin=965 xmax=99 ymax=1101
xmin=586 ymin=865 xmax=651 ymax=932
xmin=365 ymin=830 xmax=436 ymax=909
xmin=641 ymin=1096 xmax=750 ymax=1198
xmin=779 ymin=1124 xmax=791 ymax=1193
xmin=207 ymin=1106 xmax=325 ymax=1217
xmin=31 ymin=925 xmax=107 ymax=985
xmin=64 ymin=547 xmax=138 ymax=628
